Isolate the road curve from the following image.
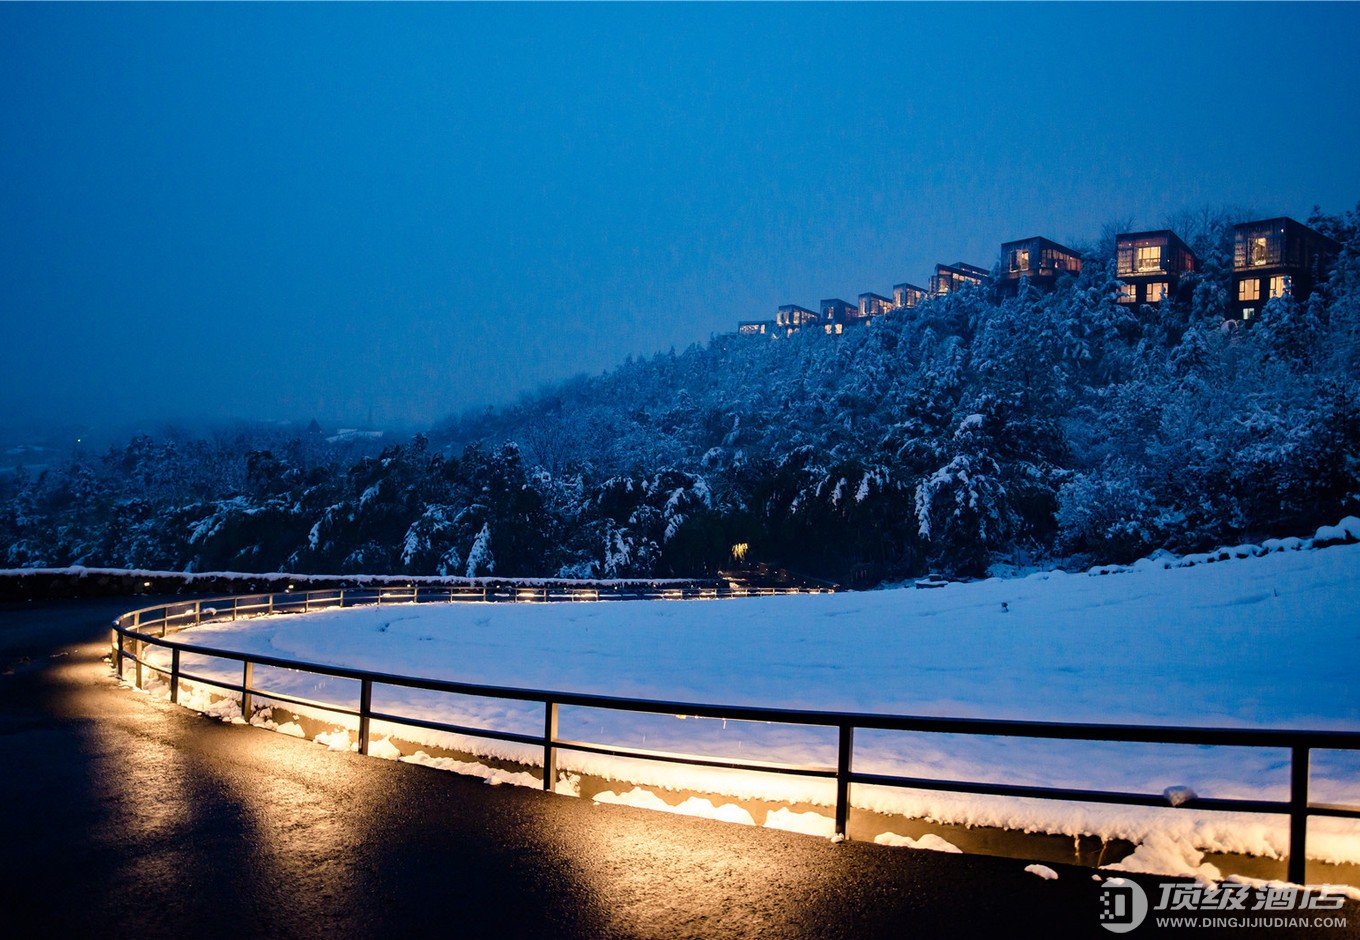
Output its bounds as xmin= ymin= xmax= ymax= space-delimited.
xmin=1 ymin=596 xmax=1355 ymax=939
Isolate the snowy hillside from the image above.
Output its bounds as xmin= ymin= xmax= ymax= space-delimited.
xmin=151 ymin=531 xmax=1360 ymax=867
xmin=6 ymin=204 xmax=1360 ymax=583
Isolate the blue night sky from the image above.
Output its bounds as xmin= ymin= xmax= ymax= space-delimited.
xmin=3 ymin=3 xmax=1359 ymax=433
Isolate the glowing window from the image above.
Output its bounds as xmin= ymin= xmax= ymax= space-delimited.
xmin=1117 ymin=283 xmax=1136 ymax=303
xmin=1250 ymin=237 xmax=1270 ymax=266
xmin=1243 ymin=308 xmax=1256 ymax=321
xmin=1146 ymin=282 xmax=1167 ymax=302
xmin=1269 ymin=275 xmax=1290 ymax=298
xmin=1135 ymin=246 xmax=1162 ymax=272
xmin=1238 ymin=278 xmax=1261 ymax=302
xmin=1010 ymin=249 xmax=1029 ymax=272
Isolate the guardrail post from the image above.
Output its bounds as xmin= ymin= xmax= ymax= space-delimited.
xmin=170 ymin=648 xmax=181 ymax=704
xmin=835 ymin=724 xmax=854 ymax=839
xmin=115 ymin=631 xmax=125 ymax=680
xmin=241 ymin=661 xmax=254 ymax=722
xmin=232 ymin=596 xmax=238 ymax=621
xmin=358 ymin=678 xmax=372 ymax=755
xmin=134 ymin=638 xmax=144 ymax=689
xmin=194 ymin=600 xmax=201 ymax=626
xmin=543 ymin=701 xmax=559 ymax=792
xmin=267 ymin=594 xmax=274 ymax=615
xmin=303 ymin=592 xmax=310 ymax=613
xmin=339 ymin=588 xmax=345 ymax=609
xmin=1288 ymin=745 xmax=1310 ymax=884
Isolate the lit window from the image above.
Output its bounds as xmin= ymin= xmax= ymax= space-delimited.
xmin=1010 ymin=249 xmax=1029 ymax=272
xmin=1238 ymin=278 xmax=1260 ymax=302
xmin=1117 ymin=283 xmax=1136 ymax=303
xmin=1135 ymin=246 xmax=1162 ymax=273
xmin=1146 ymin=282 xmax=1167 ymax=302
xmin=1242 ymin=308 xmax=1256 ymax=321
xmin=1269 ymin=275 xmax=1291 ymax=298
xmin=1250 ymin=236 xmax=1270 ymax=266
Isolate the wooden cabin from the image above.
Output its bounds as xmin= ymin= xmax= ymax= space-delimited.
xmin=1230 ymin=217 xmax=1340 ymax=321
xmin=999 ymin=236 xmax=1082 ymax=296
xmin=929 ymin=262 xmax=991 ymax=296
xmin=893 ymin=282 xmax=928 ymax=310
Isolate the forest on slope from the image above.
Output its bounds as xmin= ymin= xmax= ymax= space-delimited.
xmin=4 ymin=205 xmax=1358 ymax=584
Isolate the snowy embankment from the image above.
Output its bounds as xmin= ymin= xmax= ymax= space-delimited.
xmin=140 ymin=520 xmax=1360 ymax=874
xmin=0 ymin=564 xmax=698 ymax=601
xmin=0 ymin=564 xmax=693 ymax=588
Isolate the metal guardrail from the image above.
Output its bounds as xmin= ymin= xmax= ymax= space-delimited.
xmin=110 ymin=585 xmax=1360 ymax=884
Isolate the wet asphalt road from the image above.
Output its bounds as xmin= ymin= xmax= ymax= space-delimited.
xmin=0 ymin=596 xmax=1356 ymax=939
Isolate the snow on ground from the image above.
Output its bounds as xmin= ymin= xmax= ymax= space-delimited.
xmin=593 ymin=788 xmax=758 ymax=826
xmin=874 ymin=832 xmax=962 ymax=853
xmin=141 ymin=536 xmax=1360 ymax=868
xmin=1103 ymin=832 xmax=1223 ymax=885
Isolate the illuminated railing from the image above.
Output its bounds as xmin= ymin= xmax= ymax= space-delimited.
xmin=110 ymin=587 xmax=1360 ymax=884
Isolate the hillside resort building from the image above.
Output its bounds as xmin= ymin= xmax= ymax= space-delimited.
xmin=740 ymin=214 xmax=1340 ymax=335
xmin=1115 ymin=230 xmax=1199 ymax=306
xmin=1229 ymin=218 xmax=1342 ymax=321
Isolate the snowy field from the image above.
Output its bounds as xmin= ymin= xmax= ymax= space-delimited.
xmin=141 ymin=530 xmax=1360 ymax=875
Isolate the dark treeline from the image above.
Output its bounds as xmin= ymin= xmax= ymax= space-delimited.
xmin=4 ymin=205 xmax=1359 ymax=584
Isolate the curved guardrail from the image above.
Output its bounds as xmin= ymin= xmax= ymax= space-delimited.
xmin=110 ymin=584 xmax=1360 ymax=884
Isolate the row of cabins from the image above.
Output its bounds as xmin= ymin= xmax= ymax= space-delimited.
xmin=738 ymin=216 xmax=1341 ymax=336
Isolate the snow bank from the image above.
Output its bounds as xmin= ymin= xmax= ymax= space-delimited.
xmin=765 ymin=808 xmax=835 ymax=838
xmin=874 ymin=832 xmax=962 ymax=853
xmin=0 ymin=564 xmax=697 ymax=588
xmin=593 ymin=788 xmax=757 ymax=826
xmin=138 ymin=537 xmax=1360 ymax=866
xmin=1085 ymin=516 xmax=1360 ymax=577
xmin=1103 ymin=832 xmax=1223 ymax=885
